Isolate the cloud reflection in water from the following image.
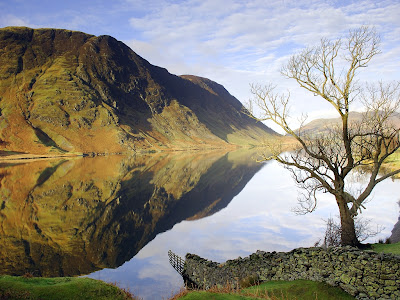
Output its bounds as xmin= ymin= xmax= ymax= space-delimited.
xmin=89 ymin=160 xmax=399 ymax=299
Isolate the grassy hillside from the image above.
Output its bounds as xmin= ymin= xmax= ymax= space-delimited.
xmin=174 ymin=280 xmax=355 ymax=300
xmin=0 ymin=27 xmax=277 ymax=156
xmin=0 ymin=276 xmax=135 ymax=300
xmin=372 ymin=241 xmax=400 ymax=255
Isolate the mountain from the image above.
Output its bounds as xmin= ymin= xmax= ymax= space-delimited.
xmin=0 ymin=27 xmax=277 ymax=155
xmin=295 ymin=111 xmax=400 ymax=135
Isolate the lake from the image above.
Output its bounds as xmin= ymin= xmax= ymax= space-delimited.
xmin=0 ymin=150 xmax=399 ymax=299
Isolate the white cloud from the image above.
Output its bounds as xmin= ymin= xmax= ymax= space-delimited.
xmin=0 ymin=14 xmax=37 ymax=28
xmin=122 ymin=0 xmax=400 ymax=129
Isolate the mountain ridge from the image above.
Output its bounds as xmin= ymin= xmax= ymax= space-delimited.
xmin=0 ymin=26 xmax=277 ymax=155
xmin=296 ymin=111 xmax=400 ymax=135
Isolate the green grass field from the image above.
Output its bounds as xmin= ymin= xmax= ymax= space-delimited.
xmin=177 ymin=280 xmax=355 ymax=300
xmin=0 ymin=276 xmax=134 ymax=300
xmin=371 ymin=241 xmax=400 ymax=255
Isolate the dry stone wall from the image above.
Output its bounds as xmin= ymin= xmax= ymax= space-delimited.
xmin=183 ymin=246 xmax=400 ymax=300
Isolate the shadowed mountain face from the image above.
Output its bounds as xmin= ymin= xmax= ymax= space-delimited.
xmin=0 ymin=150 xmax=265 ymax=277
xmin=0 ymin=27 xmax=276 ymax=155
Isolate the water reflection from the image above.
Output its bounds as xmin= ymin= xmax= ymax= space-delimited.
xmin=0 ymin=149 xmax=263 ymax=277
xmin=88 ymin=160 xmax=400 ymax=299
xmin=1 ymin=151 xmax=399 ymax=299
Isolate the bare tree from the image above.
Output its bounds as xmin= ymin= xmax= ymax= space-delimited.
xmin=245 ymin=26 xmax=400 ymax=246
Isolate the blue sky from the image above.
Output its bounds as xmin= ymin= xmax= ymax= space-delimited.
xmin=1 ymin=0 xmax=400 ymax=130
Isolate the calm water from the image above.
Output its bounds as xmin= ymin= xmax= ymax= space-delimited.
xmin=0 ymin=150 xmax=399 ymax=299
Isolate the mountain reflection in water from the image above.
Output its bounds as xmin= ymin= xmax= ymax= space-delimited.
xmin=0 ymin=150 xmax=263 ymax=277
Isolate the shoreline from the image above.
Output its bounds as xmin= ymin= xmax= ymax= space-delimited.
xmin=0 ymin=152 xmax=85 ymax=163
xmin=0 ymin=146 xmax=242 ymax=163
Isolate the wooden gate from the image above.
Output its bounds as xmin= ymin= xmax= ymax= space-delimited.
xmin=168 ymin=250 xmax=185 ymax=275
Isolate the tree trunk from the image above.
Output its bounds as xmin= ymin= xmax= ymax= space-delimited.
xmin=336 ymin=196 xmax=360 ymax=247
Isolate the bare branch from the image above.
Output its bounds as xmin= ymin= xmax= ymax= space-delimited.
xmin=244 ymin=26 xmax=399 ymax=246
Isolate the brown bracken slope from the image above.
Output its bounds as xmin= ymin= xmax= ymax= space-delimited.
xmin=0 ymin=27 xmax=277 ymax=156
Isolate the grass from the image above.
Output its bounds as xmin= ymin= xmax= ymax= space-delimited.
xmin=383 ymin=151 xmax=400 ymax=165
xmin=175 ymin=280 xmax=355 ymax=300
xmin=243 ymin=280 xmax=355 ymax=300
xmin=174 ymin=291 xmax=256 ymax=300
xmin=382 ymin=150 xmax=400 ymax=178
xmin=0 ymin=275 xmax=136 ymax=300
xmin=371 ymin=241 xmax=400 ymax=255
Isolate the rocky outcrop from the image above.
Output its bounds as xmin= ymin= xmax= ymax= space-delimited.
xmin=183 ymin=247 xmax=400 ymax=300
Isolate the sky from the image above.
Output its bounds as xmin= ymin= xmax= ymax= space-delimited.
xmin=1 ymin=0 xmax=400 ymax=131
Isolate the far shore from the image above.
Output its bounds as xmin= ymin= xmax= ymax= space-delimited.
xmin=0 ymin=146 xmax=242 ymax=163
xmin=0 ymin=152 xmax=85 ymax=163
